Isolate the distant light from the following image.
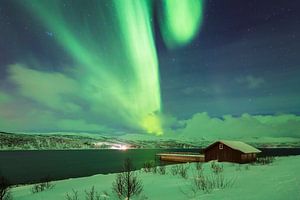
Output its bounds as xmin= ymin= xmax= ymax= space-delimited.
xmin=120 ymin=145 xmax=128 ymax=151
xmin=111 ymin=144 xmax=129 ymax=151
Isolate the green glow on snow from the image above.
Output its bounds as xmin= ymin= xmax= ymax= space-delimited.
xmin=160 ymin=0 xmax=204 ymax=48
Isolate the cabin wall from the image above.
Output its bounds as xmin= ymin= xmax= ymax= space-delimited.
xmin=241 ymin=153 xmax=257 ymax=163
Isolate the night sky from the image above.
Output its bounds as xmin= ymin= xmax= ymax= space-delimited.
xmin=0 ymin=0 xmax=300 ymax=138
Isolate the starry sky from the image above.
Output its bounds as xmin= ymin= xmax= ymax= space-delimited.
xmin=0 ymin=0 xmax=300 ymax=138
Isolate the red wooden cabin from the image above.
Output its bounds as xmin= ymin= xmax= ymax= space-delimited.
xmin=204 ymin=140 xmax=261 ymax=163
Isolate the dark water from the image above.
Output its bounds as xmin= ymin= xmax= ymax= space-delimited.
xmin=0 ymin=148 xmax=199 ymax=185
xmin=0 ymin=148 xmax=300 ymax=185
xmin=258 ymin=148 xmax=300 ymax=157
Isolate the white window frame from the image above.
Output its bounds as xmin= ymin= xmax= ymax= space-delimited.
xmin=219 ymin=143 xmax=223 ymax=149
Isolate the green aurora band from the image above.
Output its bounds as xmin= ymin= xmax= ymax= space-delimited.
xmin=160 ymin=0 xmax=204 ymax=48
xmin=17 ymin=0 xmax=203 ymax=135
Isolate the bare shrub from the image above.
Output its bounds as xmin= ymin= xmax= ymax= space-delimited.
xmin=143 ymin=161 xmax=155 ymax=173
xmin=65 ymin=189 xmax=79 ymax=200
xmin=235 ymin=164 xmax=241 ymax=171
xmin=195 ymin=162 xmax=203 ymax=171
xmin=31 ymin=177 xmax=54 ymax=194
xmin=170 ymin=164 xmax=189 ymax=179
xmin=0 ymin=176 xmax=12 ymax=200
xmin=85 ymin=186 xmax=101 ymax=200
xmin=211 ymin=174 xmax=234 ymax=189
xmin=170 ymin=165 xmax=180 ymax=175
xmin=191 ymin=171 xmax=235 ymax=194
xmin=151 ymin=166 xmax=157 ymax=174
xmin=99 ymin=191 xmax=110 ymax=200
xmin=191 ymin=171 xmax=212 ymax=193
xmin=244 ymin=164 xmax=250 ymax=170
xmin=256 ymin=157 xmax=275 ymax=165
xmin=179 ymin=165 xmax=189 ymax=179
xmin=65 ymin=188 xmax=110 ymax=200
xmin=210 ymin=162 xmax=223 ymax=174
xmin=157 ymin=166 xmax=166 ymax=175
xmin=112 ymin=158 xmax=143 ymax=200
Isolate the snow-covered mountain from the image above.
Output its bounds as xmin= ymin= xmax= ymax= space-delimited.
xmin=1 ymin=131 xmax=300 ymax=150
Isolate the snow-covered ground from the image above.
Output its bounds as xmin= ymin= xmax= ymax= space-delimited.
xmin=11 ymin=155 xmax=300 ymax=200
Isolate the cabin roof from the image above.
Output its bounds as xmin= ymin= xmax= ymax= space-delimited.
xmin=205 ymin=140 xmax=261 ymax=153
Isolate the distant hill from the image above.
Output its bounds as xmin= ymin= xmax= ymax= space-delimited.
xmin=1 ymin=131 xmax=300 ymax=150
xmin=0 ymin=131 xmax=98 ymax=150
xmin=0 ymin=131 xmax=201 ymax=150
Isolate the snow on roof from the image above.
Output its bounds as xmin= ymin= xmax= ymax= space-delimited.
xmin=208 ymin=140 xmax=261 ymax=153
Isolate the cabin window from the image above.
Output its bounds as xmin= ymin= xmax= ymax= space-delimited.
xmin=219 ymin=144 xmax=223 ymax=149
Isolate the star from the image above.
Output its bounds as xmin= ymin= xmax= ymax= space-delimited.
xmin=46 ymin=31 xmax=53 ymax=37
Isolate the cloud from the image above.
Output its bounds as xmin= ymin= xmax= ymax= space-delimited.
xmin=8 ymin=64 xmax=81 ymax=112
xmin=176 ymin=112 xmax=300 ymax=139
xmin=57 ymin=119 xmax=108 ymax=132
xmin=182 ymin=86 xmax=207 ymax=95
xmin=0 ymin=104 xmax=108 ymax=132
xmin=0 ymin=64 xmax=111 ymax=132
xmin=0 ymin=91 xmax=11 ymax=103
xmin=182 ymin=85 xmax=223 ymax=95
xmin=236 ymin=75 xmax=265 ymax=89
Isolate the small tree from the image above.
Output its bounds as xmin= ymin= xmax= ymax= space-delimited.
xmin=0 ymin=176 xmax=12 ymax=200
xmin=112 ymin=158 xmax=143 ymax=200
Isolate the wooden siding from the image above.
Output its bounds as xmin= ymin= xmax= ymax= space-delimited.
xmin=157 ymin=153 xmax=204 ymax=163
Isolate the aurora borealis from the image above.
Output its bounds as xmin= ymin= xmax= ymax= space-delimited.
xmin=1 ymin=0 xmax=300 ymax=138
xmin=0 ymin=0 xmax=203 ymax=135
xmin=19 ymin=0 xmax=164 ymax=135
xmin=159 ymin=0 xmax=204 ymax=48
